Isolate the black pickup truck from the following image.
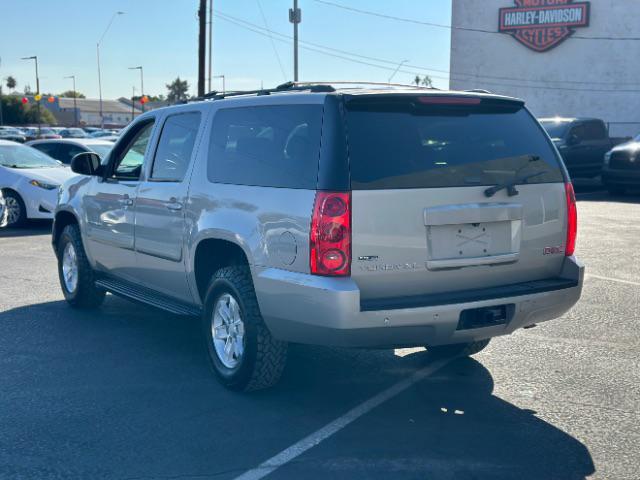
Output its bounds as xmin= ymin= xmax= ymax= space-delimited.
xmin=539 ymin=117 xmax=629 ymax=178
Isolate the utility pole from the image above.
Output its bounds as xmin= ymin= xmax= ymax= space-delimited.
xmin=128 ymin=66 xmax=144 ymax=112
xmin=21 ymin=56 xmax=40 ymax=132
xmin=289 ymin=0 xmax=301 ymax=81
xmin=131 ymin=86 xmax=136 ymax=122
xmin=198 ymin=0 xmax=206 ymax=97
xmin=208 ymin=0 xmax=213 ymax=92
xmin=0 ymin=57 xmax=4 ymax=126
xmin=64 ymin=75 xmax=77 ymax=127
xmin=97 ymin=11 xmax=125 ymax=128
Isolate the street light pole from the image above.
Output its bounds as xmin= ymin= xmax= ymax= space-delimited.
xmin=21 ymin=55 xmax=40 ymax=132
xmin=128 ymin=66 xmax=144 ymax=112
xmin=289 ymin=0 xmax=301 ymax=82
xmin=97 ymin=11 xmax=124 ymax=128
xmin=64 ymin=75 xmax=77 ymax=127
xmin=208 ymin=0 xmax=213 ymax=92
xmin=388 ymin=59 xmax=409 ymax=84
xmin=213 ymin=74 xmax=225 ymax=94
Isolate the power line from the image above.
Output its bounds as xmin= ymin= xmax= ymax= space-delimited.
xmin=311 ymin=0 xmax=640 ymax=41
xmin=255 ymin=0 xmax=287 ymax=81
xmin=215 ymin=11 xmax=640 ymax=92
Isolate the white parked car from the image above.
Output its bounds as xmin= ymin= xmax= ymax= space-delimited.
xmin=0 ymin=140 xmax=76 ymax=227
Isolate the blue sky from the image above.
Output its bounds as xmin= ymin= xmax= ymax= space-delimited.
xmin=0 ymin=0 xmax=452 ymax=99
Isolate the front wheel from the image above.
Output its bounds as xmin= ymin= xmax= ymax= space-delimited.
xmin=203 ymin=265 xmax=287 ymax=391
xmin=57 ymin=224 xmax=105 ymax=308
xmin=3 ymin=190 xmax=27 ymax=227
xmin=428 ymin=339 xmax=491 ymax=358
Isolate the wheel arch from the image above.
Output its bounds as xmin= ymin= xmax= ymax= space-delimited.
xmin=53 ymin=209 xmax=80 ymax=254
xmin=191 ymin=234 xmax=253 ymax=304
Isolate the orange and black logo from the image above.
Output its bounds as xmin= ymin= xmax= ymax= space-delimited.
xmin=498 ymin=0 xmax=591 ymax=52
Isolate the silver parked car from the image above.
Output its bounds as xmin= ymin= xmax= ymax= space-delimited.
xmin=52 ymin=83 xmax=583 ymax=391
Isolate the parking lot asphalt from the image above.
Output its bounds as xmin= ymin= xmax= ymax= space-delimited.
xmin=0 ymin=189 xmax=638 ymax=480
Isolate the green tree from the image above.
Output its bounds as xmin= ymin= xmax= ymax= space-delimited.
xmin=59 ymin=90 xmax=85 ymax=98
xmin=413 ymin=75 xmax=433 ymax=88
xmin=166 ymin=77 xmax=189 ymax=103
xmin=0 ymin=96 xmax=57 ymax=125
xmin=5 ymin=76 xmax=16 ymax=91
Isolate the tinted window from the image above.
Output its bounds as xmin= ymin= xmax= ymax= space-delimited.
xmin=56 ymin=144 xmax=86 ymax=164
xmin=584 ymin=121 xmax=607 ymax=140
xmin=208 ymin=105 xmax=322 ymax=189
xmin=113 ymin=121 xmax=154 ymax=180
xmin=346 ymin=99 xmax=564 ymax=189
xmin=31 ymin=142 xmax=59 ymax=158
xmin=151 ymin=112 xmax=201 ymax=181
xmin=569 ymin=124 xmax=586 ymax=143
xmin=540 ymin=121 xmax=570 ymax=138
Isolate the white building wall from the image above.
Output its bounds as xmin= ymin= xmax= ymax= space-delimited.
xmin=450 ymin=0 xmax=640 ymax=137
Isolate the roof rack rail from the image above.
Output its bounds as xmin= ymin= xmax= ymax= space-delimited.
xmin=294 ymin=80 xmax=438 ymax=90
xmin=464 ymin=89 xmax=492 ymax=94
xmin=191 ymin=81 xmax=335 ymax=102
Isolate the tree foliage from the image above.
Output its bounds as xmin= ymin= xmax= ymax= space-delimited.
xmin=166 ymin=77 xmax=190 ymax=103
xmin=5 ymin=76 xmax=17 ymax=91
xmin=59 ymin=90 xmax=86 ymax=98
xmin=0 ymin=96 xmax=57 ymax=125
xmin=413 ymin=75 xmax=433 ymax=88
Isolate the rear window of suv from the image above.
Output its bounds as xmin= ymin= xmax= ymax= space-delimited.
xmin=345 ymin=96 xmax=564 ymax=190
xmin=208 ymin=105 xmax=322 ymax=189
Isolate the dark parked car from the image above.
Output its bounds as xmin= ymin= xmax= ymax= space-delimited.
xmin=27 ymin=139 xmax=113 ymax=165
xmin=59 ymin=128 xmax=89 ymax=139
xmin=602 ymin=134 xmax=640 ymax=194
xmin=539 ymin=117 xmax=628 ymax=178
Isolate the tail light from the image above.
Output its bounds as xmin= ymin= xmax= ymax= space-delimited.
xmin=565 ymin=183 xmax=577 ymax=256
xmin=310 ymin=192 xmax=351 ymax=276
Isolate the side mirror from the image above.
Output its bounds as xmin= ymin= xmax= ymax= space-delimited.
xmin=567 ymin=133 xmax=580 ymax=146
xmin=70 ymin=151 xmax=102 ymax=176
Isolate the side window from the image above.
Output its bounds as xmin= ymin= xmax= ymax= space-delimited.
xmin=208 ymin=105 xmax=323 ymax=189
xmin=569 ymin=124 xmax=586 ymax=143
xmin=112 ymin=121 xmax=155 ymax=180
xmin=584 ymin=121 xmax=607 ymax=140
xmin=151 ymin=112 xmax=201 ymax=181
xmin=32 ymin=142 xmax=59 ymax=159
xmin=57 ymin=144 xmax=86 ymax=165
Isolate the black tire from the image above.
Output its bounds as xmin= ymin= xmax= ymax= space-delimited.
xmin=429 ymin=339 xmax=491 ymax=358
xmin=3 ymin=190 xmax=27 ymax=227
xmin=607 ymin=186 xmax=626 ymax=195
xmin=57 ymin=224 xmax=105 ymax=309
xmin=202 ymin=265 xmax=287 ymax=391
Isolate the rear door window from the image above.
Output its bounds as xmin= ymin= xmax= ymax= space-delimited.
xmin=32 ymin=142 xmax=59 ymax=159
xmin=151 ymin=112 xmax=201 ymax=181
xmin=208 ymin=105 xmax=322 ymax=189
xmin=345 ymin=97 xmax=564 ymax=190
xmin=584 ymin=121 xmax=607 ymax=140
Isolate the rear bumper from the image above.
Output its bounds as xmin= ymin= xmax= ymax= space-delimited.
xmin=254 ymin=257 xmax=584 ymax=348
xmin=602 ymin=168 xmax=640 ymax=188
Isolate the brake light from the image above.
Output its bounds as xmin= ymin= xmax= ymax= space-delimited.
xmin=565 ymin=183 xmax=577 ymax=256
xmin=310 ymin=192 xmax=351 ymax=276
xmin=417 ymin=96 xmax=481 ymax=105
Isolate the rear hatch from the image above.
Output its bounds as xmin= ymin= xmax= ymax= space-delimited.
xmin=344 ymin=93 xmax=569 ymax=303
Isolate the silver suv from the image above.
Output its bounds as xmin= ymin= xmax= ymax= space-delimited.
xmin=53 ymin=83 xmax=583 ymax=391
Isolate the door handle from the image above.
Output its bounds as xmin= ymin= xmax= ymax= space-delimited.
xmin=166 ymin=201 xmax=183 ymax=211
xmin=121 ymin=195 xmax=134 ymax=207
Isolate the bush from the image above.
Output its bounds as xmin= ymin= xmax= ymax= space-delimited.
xmin=0 ymin=96 xmax=57 ymax=125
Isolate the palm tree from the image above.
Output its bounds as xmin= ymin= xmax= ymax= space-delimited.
xmin=5 ymin=76 xmax=16 ymax=91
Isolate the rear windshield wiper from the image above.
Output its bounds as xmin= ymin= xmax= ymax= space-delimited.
xmin=484 ymin=170 xmax=548 ymax=198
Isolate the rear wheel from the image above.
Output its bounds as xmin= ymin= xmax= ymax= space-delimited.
xmin=57 ymin=224 xmax=105 ymax=308
xmin=203 ymin=265 xmax=287 ymax=391
xmin=3 ymin=190 xmax=27 ymax=227
xmin=428 ymin=339 xmax=491 ymax=358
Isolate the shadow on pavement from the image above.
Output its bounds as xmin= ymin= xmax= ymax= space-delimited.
xmin=0 ymin=220 xmax=52 ymax=238
xmin=0 ymin=297 xmax=595 ymax=479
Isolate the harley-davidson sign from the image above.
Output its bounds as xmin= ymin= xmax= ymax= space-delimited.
xmin=498 ymin=0 xmax=591 ymax=52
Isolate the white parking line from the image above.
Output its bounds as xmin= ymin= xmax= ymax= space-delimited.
xmin=587 ymin=274 xmax=640 ymax=287
xmin=233 ymin=357 xmax=452 ymax=480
